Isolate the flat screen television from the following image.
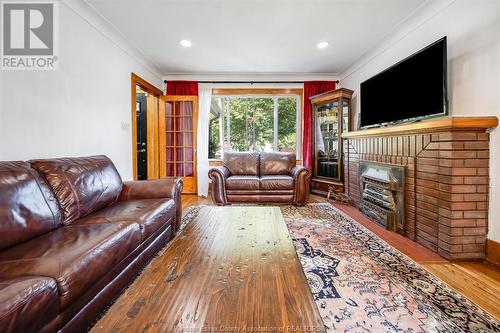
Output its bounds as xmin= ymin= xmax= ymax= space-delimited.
xmin=360 ymin=37 xmax=448 ymax=128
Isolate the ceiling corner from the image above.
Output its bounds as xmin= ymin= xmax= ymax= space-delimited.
xmin=64 ymin=0 xmax=164 ymax=81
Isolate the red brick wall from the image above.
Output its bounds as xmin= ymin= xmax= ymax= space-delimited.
xmin=344 ymin=131 xmax=490 ymax=260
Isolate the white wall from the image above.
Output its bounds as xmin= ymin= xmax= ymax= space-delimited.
xmin=0 ymin=0 xmax=163 ymax=180
xmin=340 ymin=0 xmax=500 ymax=241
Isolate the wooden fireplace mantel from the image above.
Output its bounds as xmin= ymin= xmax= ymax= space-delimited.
xmin=342 ymin=116 xmax=498 ymax=139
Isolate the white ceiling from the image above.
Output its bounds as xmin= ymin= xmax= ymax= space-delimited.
xmin=85 ymin=0 xmax=426 ymax=75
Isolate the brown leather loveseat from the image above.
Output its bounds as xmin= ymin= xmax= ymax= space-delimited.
xmin=208 ymin=152 xmax=310 ymax=205
xmin=0 ymin=155 xmax=182 ymax=332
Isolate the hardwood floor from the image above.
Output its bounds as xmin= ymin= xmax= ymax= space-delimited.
xmin=423 ymin=261 xmax=500 ymax=318
xmin=182 ymin=194 xmax=500 ymax=320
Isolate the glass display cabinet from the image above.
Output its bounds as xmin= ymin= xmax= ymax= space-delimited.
xmin=310 ymin=88 xmax=353 ymax=195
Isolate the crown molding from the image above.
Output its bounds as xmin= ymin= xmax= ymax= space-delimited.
xmin=64 ymin=0 xmax=163 ymax=81
xmin=162 ymin=72 xmax=340 ymax=83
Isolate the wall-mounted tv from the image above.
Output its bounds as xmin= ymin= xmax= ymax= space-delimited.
xmin=360 ymin=37 xmax=448 ymax=129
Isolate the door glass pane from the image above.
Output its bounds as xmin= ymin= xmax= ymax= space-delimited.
xmin=166 ymin=132 xmax=174 ymax=146
xmin=176 ymin=148 xmax=184 ymax=162
xmin=316 ymin=101 xmax=339 ymax=179
xmin=166 ymin=163 xmax=174 ymax=177
xmin=185 ymin=163 xmax=194 ymax=177
xmin=183 ymin=132 xmax=193 ymax=147
xmin=177 ymin=101 xmax=193 ymax=115
xmin=179 ymin=116 xmax=192 ymax=131
xmin=166 ymin=120 xmax=174 ymax=132
xmin=176 ymin=132 xmax=184 ymax=146
xmin=166 ymin=148 xmax=174 ymax=161
xmin=185 ymin=148 xmax=194 ymax=162
xmin=174 ymin=117 xmax=180 ymax=131
xmin=165 ymin=102 xmax=173 ymax=117
xmin=165 ymin=103 xmax=174 ymax=135
xmin=176 ymin=163 xmax=184 ymax=177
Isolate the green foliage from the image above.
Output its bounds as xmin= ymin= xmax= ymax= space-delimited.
xmin=229 ymin=98 xmax=273 ymax=151
xmin=278 ymin=97 xmax=297 ymax=151
xmin=208 ymin=111 xmax=220 ymax=159
xmin=209 ymin=96 xmax=297 ymax=157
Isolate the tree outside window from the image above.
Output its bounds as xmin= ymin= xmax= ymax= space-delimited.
xmin=209 ymin=95 xmax=299 ymax=159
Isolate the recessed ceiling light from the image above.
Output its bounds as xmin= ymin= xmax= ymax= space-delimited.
xmin=180 ymin=40 xmax=192 ymax=47
xmin=317 ymin=41 xmax=329 ymax=49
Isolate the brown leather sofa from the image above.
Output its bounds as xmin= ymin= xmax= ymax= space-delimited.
xmin=0 ymin=155 xmax=182 ymax=333
xmin=208 ymin=152 xmax=310 ymax=205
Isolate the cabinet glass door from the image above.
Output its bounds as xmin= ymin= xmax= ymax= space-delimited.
xmin=314 ymin=100 xmax=340 ymax=180
xmin=159 ymin=96 xmax=198 ymax=194
xmin=342 ymin=99 xmax=349 ymax=133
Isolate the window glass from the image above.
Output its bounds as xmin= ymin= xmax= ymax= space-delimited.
xmin=278 ymin=97 xmax=297 ymax=152
xmin=208 ymin=104 xmax=222 ymax=159
xmin=208 ymin=95 xmax=299 ymax=159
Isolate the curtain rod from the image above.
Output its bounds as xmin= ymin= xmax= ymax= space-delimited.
xmin=163 ymin=80 xmax=340 ymax=84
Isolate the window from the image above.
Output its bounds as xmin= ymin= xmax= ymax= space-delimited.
xmin=209 ymin=93 xmax=300 ymax=159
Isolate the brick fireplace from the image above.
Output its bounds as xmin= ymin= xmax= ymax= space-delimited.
xmin=342 ymin=117 xmax=498 ymax=260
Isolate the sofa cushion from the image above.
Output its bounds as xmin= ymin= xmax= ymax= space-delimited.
xmin=0 ymin=223 xmax=141 ymax=308
xmin=223 ymin=152 xmax=260 ymax=176
xmin=0 ymin=277 xmax=59 ymax=333
xmin=260 ymin=152 xmax=296 ymax=176
xmin=226 ymin=176 xmax=260 ymax=191
xmin=0 ymin=161 xmax=62 ymax=250
xmin=76 ymin=199 xmax=175 ymax=241
xmin=30 ymin=155 xmax=123 ymax=225
xmin=259 ymin=175 xmax=294 ymax=191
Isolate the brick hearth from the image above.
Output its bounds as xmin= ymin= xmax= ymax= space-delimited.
xmin=342 ymin=117 xmax=498 ymax=260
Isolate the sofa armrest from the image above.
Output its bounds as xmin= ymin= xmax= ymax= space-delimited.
xmin=119 ymin=178 xmax=183 ymax=232
xmin=208 ymin=166 xmax=230 ymax=206
xmin=290 ymin=165 xmax=311 ymax=206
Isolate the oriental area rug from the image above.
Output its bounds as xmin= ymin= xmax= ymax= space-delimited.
xmin=180 ymin=204 xmax=499 ymax=333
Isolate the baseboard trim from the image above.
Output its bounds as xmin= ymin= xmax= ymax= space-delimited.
xmin=486 ymin=239 xmax=500 ymax=266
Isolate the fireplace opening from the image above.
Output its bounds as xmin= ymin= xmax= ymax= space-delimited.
xmin=359 ymin=161 xmax=405 ymax=234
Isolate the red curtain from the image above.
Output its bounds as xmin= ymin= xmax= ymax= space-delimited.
xmin=302 ymin=81 xmax=336 ymax=170
xmin=166 ymin=80 xmax=199 ymax=95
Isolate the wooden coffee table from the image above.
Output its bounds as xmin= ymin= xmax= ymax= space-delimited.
xmin=92 ymin=206 xmax=325 ymax=332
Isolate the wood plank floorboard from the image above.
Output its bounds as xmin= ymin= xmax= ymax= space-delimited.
xmin=182 ymin=194 xmax=500 ymax=320
xmin=422 ymin=262 xmax=500 ymax=318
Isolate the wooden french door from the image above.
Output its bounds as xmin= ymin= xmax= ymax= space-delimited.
xmin=158 ymin=95 xmax=198 ymax=194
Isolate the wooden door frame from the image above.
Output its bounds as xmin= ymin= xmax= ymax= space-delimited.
xmin=158 ymin=95 xmax=199 ymax=194
xmin=131 ymin=73 xmax=163 ymax=180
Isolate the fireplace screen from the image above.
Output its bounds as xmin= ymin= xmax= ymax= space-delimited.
xmin=359 ymin=161 xmax=405 ymax=234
